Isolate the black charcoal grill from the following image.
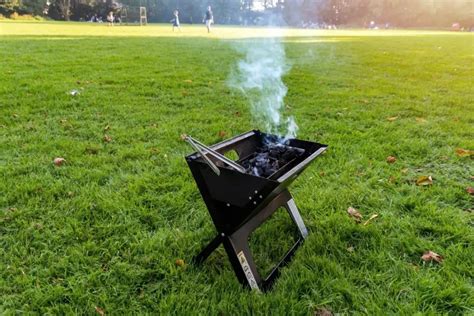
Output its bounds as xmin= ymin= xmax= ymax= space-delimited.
xmin=185 ymin=130 xmax=327 ymax=291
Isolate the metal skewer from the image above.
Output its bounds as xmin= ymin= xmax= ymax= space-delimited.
xmin=183 ymin=135 xmax=221 ymax=176
xmin=187 ymin=136 xmax=246 ymax=173
xmin=182 ymin=134 xmax=246 ymax=175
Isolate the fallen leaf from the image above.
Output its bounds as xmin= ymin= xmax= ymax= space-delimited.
xmin=421 ymin=251 xmax=443 ymax=263
xmin=85 ymin=147 xmax=99 ymax=155
xmin=319 ymin=171 xmax=325 ymax=177
xmin=103 ymin=135 xmax=112 ymax=143
xmin=388 ymin=176 xmax=396 ymax=183
xmin=466 ymin=187 xmax=474 ymax=195
xmin=53 ymin=157 xmax=66 ymax=166
xmin=455 ymin=148 xmax=473 ymax=157
xmin=415 ymin=117 xmax=427 ymax=123
xmin=184 ymin=79 xmax=193 ymax=83
xmin=67 ymin=191 xmax=74 ymax=197
xmin=95 ymin=306 xmax=105 ymax=316
xmin=218 ymin=130 xmax=227 ymax=138
xmin=347 ymin=207 xmax=363 ymax=223
xmin=470 ymin=176 xmax=474 ymax=180
xmin=175 ymin=259 xmax=185 ymax=267
xmin=386 ymin=156 xmax=397 ymax=163
xmin=8 ymin=207 xmax=17 ymax=212
xmin=33 ymin=223 xmax=43 ymax=230
xmin=387 ymin=116 xmax=399 ymax=122
xmin=363 ymin=214 xmax=379 ymax=226
xmin=103 ymin=125 xmax=110 ymax=131
xmin=12 ymin=113 xmax=19 ymax=118
xmin=416 ymin=175 xmax=433 ymax=186
xmin=401 ymin=168 xmax=409 ymax=174
xmin=347 ymin=246 xmax=354 ymax=252
xmin=315 ymin=307 xmax=333 ymax=316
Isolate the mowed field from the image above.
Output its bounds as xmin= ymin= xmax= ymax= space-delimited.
xmin=0 ymin=22 xmax=473 ymax=314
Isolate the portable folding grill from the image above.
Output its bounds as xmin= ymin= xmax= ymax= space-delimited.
xmin=185 ymin=130 xmax=327 ymax=291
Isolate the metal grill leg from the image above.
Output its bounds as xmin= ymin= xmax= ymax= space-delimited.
xmin=193 ymin=234 xmax=223 ymax=264
xmin=286 ymin=198 xmax=308 ymax=238
xmin=193 ymin=189 xmax=309 ymax=292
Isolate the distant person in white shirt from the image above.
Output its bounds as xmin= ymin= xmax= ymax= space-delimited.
xmin=107 ymin=12 xmax=114 ymax=26
xmin=171 ymin=10 xmax=180 ymax=32
xmin=203 ymin=6 xmax=213 ymax=33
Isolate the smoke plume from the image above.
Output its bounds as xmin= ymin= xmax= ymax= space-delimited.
xmin=228 ymin=26 xmax=298 ymax=140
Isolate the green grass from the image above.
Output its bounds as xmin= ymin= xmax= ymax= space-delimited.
xmin=1 ymin=21 xmax=473 ymax=314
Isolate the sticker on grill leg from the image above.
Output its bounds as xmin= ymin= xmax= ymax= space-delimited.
xmin=237 ymin=251 xmax=259 ymax=291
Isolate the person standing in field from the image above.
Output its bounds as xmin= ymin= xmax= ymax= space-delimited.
xmin=203 ymin=6 xmax=213 ymax=33
xmin=171 ymin=10 xmax=180 ymax=32
xmin=107 ymin=11 xmax=114 ymax=26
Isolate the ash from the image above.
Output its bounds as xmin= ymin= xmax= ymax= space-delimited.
xmin=241 ymin=142 xmax=304 ymax=178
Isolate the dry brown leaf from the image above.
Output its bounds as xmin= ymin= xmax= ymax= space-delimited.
xmin=103 ymin=135 xmax=112 ymax=143
xmin=175 ymin=259 xmax=185 ymax=267
xmin=53 ymin=157 xmax=66 ymax=166
xmin=363 ymin=214 xmax=379 ymax=226
xmin=455 ymin=148 xmax=473 ymax=157
xmin=386 ymin=156 xmax=397 ymax=163
xmin=466 ymin=187 xmax=474 ymax=195
xmin=387 ymin=116 xmax=399 ymax=122
xmin=314 ymin=308 xmax=333 ymax=316
xmin=95 ymin=306 xmax=105 ymax=316
xmin=421 ymin=251 xmax=443 ymax=263
xmin=347 ymin=207 xmax=363 ymax=223
xmin=218 ymin=130 xmax=227 ymax=138
xmin=416 ymin=175 xmax=433 ymax=186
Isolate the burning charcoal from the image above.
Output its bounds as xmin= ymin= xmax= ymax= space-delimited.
xmin=241 ymin=140 xmax=305 ymax=178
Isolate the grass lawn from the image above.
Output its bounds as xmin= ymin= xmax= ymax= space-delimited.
xmin=1 ymin=21 xmax=473 ymax=314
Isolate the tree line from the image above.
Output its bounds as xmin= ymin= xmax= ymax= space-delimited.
xmin=1 ymin=0 xmax=472 ymax=27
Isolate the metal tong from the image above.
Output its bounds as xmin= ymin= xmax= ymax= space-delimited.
xmin=182 ymin=134 xmax=246 ymax=176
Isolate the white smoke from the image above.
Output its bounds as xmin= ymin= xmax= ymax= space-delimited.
xmin=228 ymin=27 xmax=298 ymax=140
